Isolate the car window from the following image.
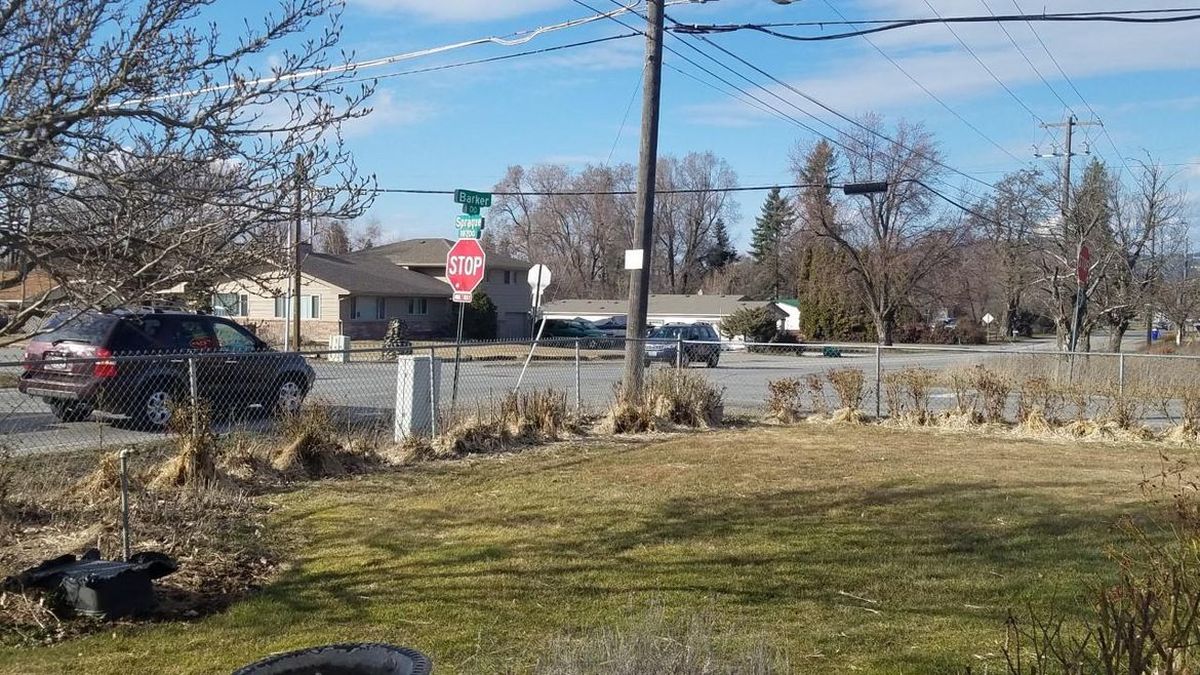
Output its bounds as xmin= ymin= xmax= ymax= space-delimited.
xmin=212 ymin=321 xmax=258 ymax=353
xmin=41 ymin=312 xmax=117 ymax=345
xmin=169 ymin=318 xmax=218 ymax=352
xmin=649 ymin=326 xmax=684 ymax=339
xmin=108 ymin=318 xmax=163 ymax=353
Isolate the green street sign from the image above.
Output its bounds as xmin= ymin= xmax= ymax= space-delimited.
xmin=462 ymin=204 xmax=481 ymax=216
xmin=454 ymin=189 xmax=492 ymax=208
xmin=456 ymin=215 xmax=484 ymax=239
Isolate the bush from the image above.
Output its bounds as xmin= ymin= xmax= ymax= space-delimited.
xmin=894 ymin=322 xmax=988 ymax=345
xmin=434 ymin=390 xmax=573 ymax=458
xmin=719 ymin=306 xmax=778 ymax=343
xmin=884 ymin=368 xmax=936 ymax=423
xmin=827 ymin=368 xmax=865 ymax=412
xmin=462 ymin=291 xmax=498 ymax=341
xmin=972 ymin=367 xmax=1011 ymax=423
xmin=765 ymin=377 xmax=804 ymax=422
xmin=606 ymin=370 xmax=723 ymax=433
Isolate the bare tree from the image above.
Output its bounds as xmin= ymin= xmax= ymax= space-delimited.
xmin=0 ymin=0 xmax=374 ymax=331
xmin=794 ymin=116 xmax=963 ymax=345
xmin=315 ymin=217 xmax=385 ymax=255
xmin=654 ymin=152 xmax=740 ymax=294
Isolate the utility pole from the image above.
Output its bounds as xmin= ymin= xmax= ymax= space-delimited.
xmin=621 ymin=0 xmax=665 ymax=394
xmin=292 ymin=154 xmax=304 ymax=352
xmin=1039 ymin=114 xmax=1099 ymax=352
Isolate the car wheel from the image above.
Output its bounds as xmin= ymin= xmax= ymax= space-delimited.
xmin=706 ymin=352 xmax=720 ymax=368
xmin=643 ymin=359 xmax=652 ymax=369
xmin=273 ymin=377 xmax=306 ymax=416
xmin=49 ymin=399 xmax=93 ymax=423
xmin=678 ymin=351 xmax=691 ymax=368
xmin=136 ymin=384 xmax=177 ymax=431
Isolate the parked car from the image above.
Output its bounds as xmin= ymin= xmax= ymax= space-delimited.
xmin=643 ymin=323 xmax=721 ymax=368
xmin=540 ymin=318 xmax=610 ymax=349
xmin=19 ymin=308 xmax=314 ymax=429
xmin=593 ymin=315 xmax=627 ymax=339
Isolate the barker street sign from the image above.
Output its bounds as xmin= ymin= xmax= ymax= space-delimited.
xmin=454 ymin=189 xmax=492 ymax=208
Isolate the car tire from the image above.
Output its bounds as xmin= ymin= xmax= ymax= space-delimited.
xmin=48 ymin=399 xmax=93 ymax=423
xmin=272 ymin=376 xmax=307 ymax=417
xmin=678 ymin=351 xmax=691 ymax=368
xmin=706 ymin=353 xmax=720 ymax=368
xmin=134 ymin=382 xmax=178 ymax=431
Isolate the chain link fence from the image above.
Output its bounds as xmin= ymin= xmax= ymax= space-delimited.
xmin=3 ymin=338 xmax=1200 ymax=456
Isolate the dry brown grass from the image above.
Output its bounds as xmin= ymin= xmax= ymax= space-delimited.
xmin=149 ymin=401 xmax=220 ymax=491
xmin=435 ymin=390 xmax=577 ymax=458
xmin=827 ymin=368 xmax=865 ymax=413
xmin=884 ymin=368 xmax=936 ymax=424
xmin=806 ymin=373 xmax=827 ymax=415
xmin=271 ymin=403 xmax=379 ymax=479
xmin=604 ymin=370 xmax=723 ymax=434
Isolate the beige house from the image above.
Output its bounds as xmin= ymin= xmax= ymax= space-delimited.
xmin=542 ymin=294 xmax=786 ymax=331
xmin=349 ymin=238 xmax=534 ymax=339
xmin=213 ymin=247 xmax=454 ymax=344
xmin=213 ymin=239 xmax=534 ymax=344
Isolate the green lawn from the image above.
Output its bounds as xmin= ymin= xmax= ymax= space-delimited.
xmin=0 ymin=426 xmax=1164 ymax=674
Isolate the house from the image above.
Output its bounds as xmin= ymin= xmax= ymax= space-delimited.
xmin=0 ymin=269 xmax=63 ymax=312
xmin=541 ymin=294 xmax=786 ymax=334
xmin=350 ymin=239 xmax=533 ymax=339
xmin=212 ymin=247 xmax=455 ymax=343
xmin=212 ymin=239 xmax=535 ymax=344
xmin=774 ymin=298 xmax=801 ymax=333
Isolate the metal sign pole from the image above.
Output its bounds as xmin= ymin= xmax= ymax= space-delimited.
xmin=452 ymin=302 xmax=465 ymax=408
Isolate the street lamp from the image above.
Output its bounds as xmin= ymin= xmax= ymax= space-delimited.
xmin=842 ymin=181 xmax=889 ymax=196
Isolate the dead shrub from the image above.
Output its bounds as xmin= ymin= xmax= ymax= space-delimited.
xmin=946 ymin=368 xmax=980 ymax=416
xmin=0 ymin=447 xmax=14 ymax=537
xmin=272 ymin=403 xmax=376 ymax=479
xmin=69 ymin=451 xmax=126 ymax=504
xmin=1180 ymin=386 xmax=1200 ymax=438
xmin=827 ymin=368 xmax=865 ymax=413
xmin=149 ymin=400 xmax=219 ymax=491
xmin=499 ymin=390 xmax=572 ymax=441
xmin=1102 ymin=384 xmax=1144 ymax=431
xmin=806 ymin=373 xmax=827 ymax=415
xmin=435 ymin=390 xmax=574 ymax=457
xmin=765 ymin=377 xmax=804 ymax=422
xmin=884 ymin=368 xmax=935 ymax=424
xmin=1016 ymin=377 xmax=1063 ymax=432
xmin=972 ymin=367 xmax=1011 ymax=423
xmin=604 ymin=370 xmax=723 ymax=434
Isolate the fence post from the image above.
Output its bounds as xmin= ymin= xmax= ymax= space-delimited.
xmin=1118 ymin=352 xmax=1126 ymax=399
xmin=676 ymin=333 xmax=684 ymax=369
xmin=187 ymin=358 xmax=199 ymax=436
xmin=875 ymin=345 xmax=883 ymax=419
xmin=119 ymin=448 xmax=131 ymax=562
xmin=428 ymin=346 xmax=438 ymax=438
xmin=574 ymin=339 xmax=582 ymax=415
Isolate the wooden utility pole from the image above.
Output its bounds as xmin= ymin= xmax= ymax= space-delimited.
xmin=1040 ymin=114 xmax=1099 ymax=352
xmin=292 ymin=154 xmax=304 ymax=351
xmin=621 ymin=0 xmax=665 ymax=394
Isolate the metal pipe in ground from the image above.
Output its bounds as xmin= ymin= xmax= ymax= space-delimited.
xmin=119 ymin=448 xmax=131 ymax=562
xmin=676 ymin=334 xmax=683 ymax=369
xmin=1118 ymin=352 xmax=1126 ymax=399
xmin=188 ymin=358 xmax=199 ymax=436
xmin=875 ymin=345 xmax=883 ymax=419
xmin=575 ymin=339 xmax=582 ymax=415
xmin=428 ymin=346 xmax=437 ymax=438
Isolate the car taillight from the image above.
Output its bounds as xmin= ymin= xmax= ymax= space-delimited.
xmin=93 ymin=348 xmax=118 ymax=378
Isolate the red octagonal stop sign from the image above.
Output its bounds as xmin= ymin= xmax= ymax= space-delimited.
xmin=445 ymin=238 xmax=487 ymax=294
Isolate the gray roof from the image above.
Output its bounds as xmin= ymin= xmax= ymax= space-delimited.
xmin=543 ymin=294 xmax=783 ymax=318
xmin=301 ymin=251 xmax=450 ymax=297
xmin=351 ymin=238 xmax=532 ymax=270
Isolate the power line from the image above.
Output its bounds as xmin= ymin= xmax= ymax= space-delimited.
xmin=1011 ymin=0 xmax=1137 ymax=184
xmin=670 ymin=8 xmax=1200 ymax=40
xmin=819 ymin=0 xmax=1029 ymax=167
xmin=340 ymin=33 xmax=639 ymax=85
xmin=978 ymin=0 xmax=1074 ymax=113
xmin=918 ymin=0 xmax=1045 ymax=125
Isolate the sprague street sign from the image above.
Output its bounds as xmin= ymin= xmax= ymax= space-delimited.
xmin=456 ymin=214 xmax=484 ymax=239
xmin=446 ymin=238 xmax=487 ymax=303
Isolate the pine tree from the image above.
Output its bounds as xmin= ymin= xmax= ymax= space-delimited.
xmin=702 ymin=219 xmax=738 ymax=271
xmin=749 ymin=187 xmax=795 ymax=299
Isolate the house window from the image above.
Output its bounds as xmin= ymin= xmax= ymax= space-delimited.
xmin=407 ymin=297 xmax=428 ymax=315
xmin=274 ymin=295 xmax=320 ymax=319
xmin=504 ymin=270 xmax=512 ymax=284
xmin=212 ymin=293 xmax=247 ymax=317
xmin=301 ymin=295 xmax=320 ymax=319
xmin=351 ymin=296 xmax=386 ymax=320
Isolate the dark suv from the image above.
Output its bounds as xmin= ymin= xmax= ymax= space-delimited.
xmin=19 ymin=309 xmax=314 ymax=429
xmin=643 ymin=323 xmax=722 ymax=368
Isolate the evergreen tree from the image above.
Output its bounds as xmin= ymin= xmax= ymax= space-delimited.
xmin=461 ymin=292 xmax=498 ymax=340
xmin=749 ymin=187 xmax=795 ymax=299
xmin=702 ymin=218 xmax=738 ymax=271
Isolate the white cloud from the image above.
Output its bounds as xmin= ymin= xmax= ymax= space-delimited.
xmin=343 ymin=89 xmax=433 ymax=138
xmin=350 ymin=0 xmax=564 ymax=22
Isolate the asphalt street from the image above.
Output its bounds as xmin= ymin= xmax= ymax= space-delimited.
xmin=0 ymin=342 xmax=1058 ymax=456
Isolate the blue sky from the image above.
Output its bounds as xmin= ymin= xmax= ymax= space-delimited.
xmin=249 ymin=0 xmax=1200 ymax=248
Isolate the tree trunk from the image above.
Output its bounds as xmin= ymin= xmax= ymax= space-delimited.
xmin=1108 ymin=321 xmax=1128 ymax=353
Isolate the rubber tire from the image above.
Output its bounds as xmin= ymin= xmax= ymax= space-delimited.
xmin=272 ymin=376 xmax=307 ymax=417
xmin=134 ymin=382 xmax=178 ymax=431
xmin=48 ymin=399 xmax=92 ymax=423
xmin=678 ymin=351 xmax=691 ymax=368
xmin=706 ymin=353 xmax=720 ymax=368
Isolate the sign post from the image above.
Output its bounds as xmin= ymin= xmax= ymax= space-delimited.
xmin=982 ymin=312 xmax=995 ymax=342
xmin=446 ymin=236 xmax=487 ymax=408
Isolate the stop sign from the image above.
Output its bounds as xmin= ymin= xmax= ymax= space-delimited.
xmin=445 ymin=238 xmax=487 ymax=294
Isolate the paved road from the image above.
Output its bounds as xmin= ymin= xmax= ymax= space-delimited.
xmin=0 ymin=342 xmax=1061 ymax=456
